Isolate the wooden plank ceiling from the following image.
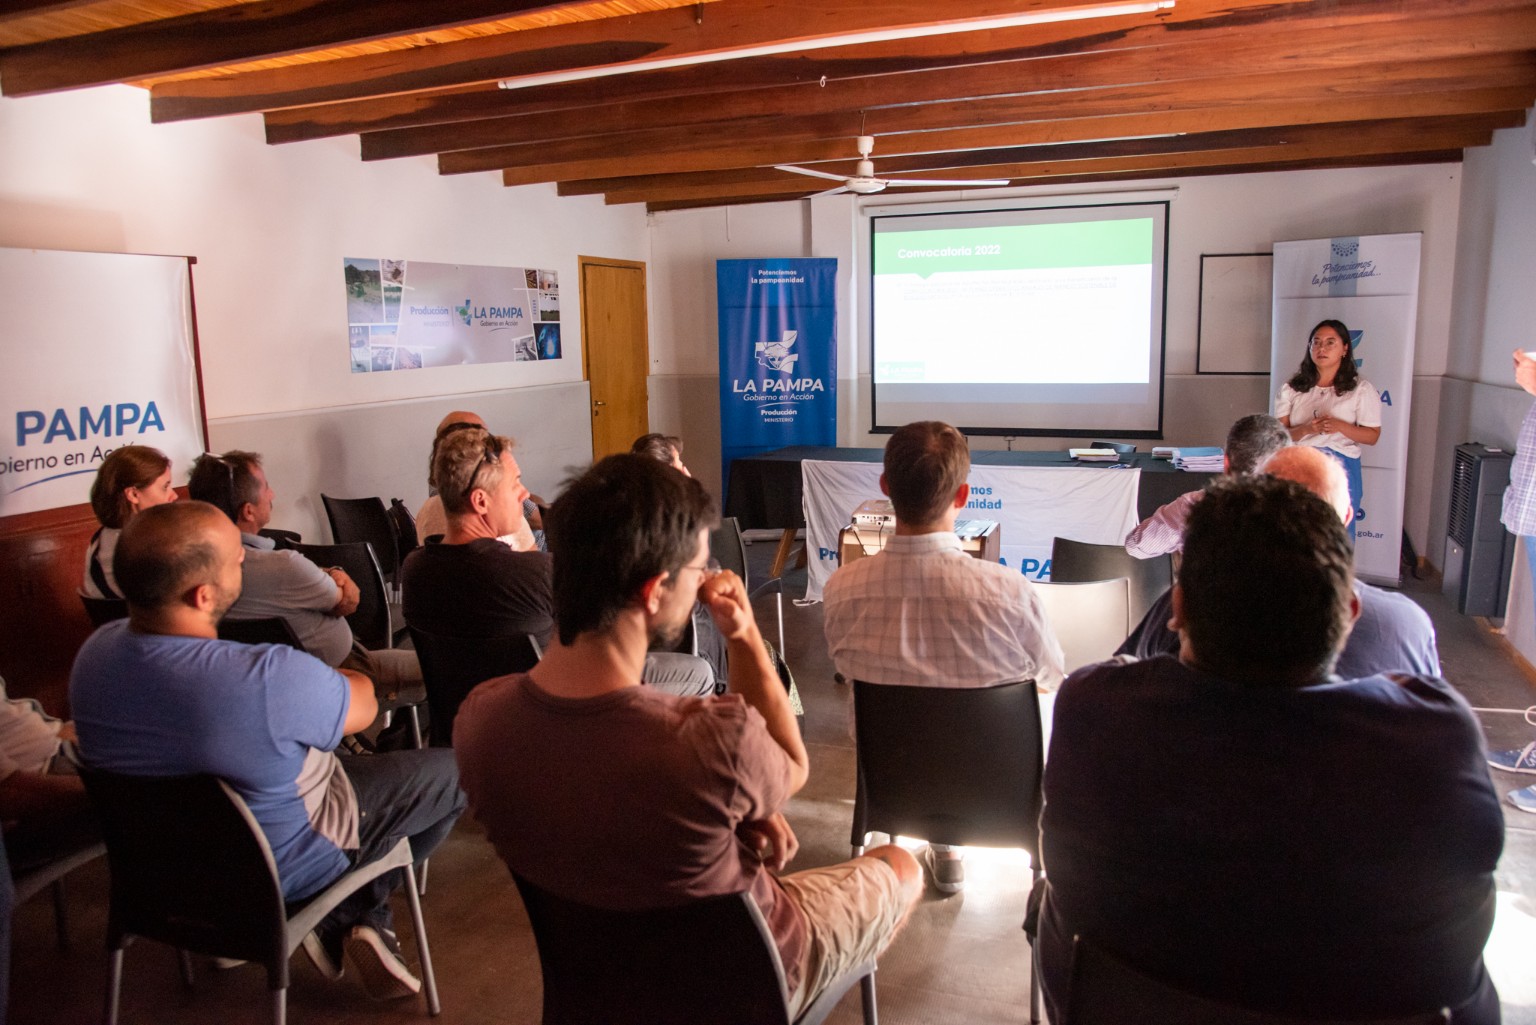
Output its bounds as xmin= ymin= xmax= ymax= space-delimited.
xmin=2 ymin=0 xmax=1534 ymax=211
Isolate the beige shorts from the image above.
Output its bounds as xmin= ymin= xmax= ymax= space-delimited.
xmin=779 ymin=856 xmax=910 ymax=1018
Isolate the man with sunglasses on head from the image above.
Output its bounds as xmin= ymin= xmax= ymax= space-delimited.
xmin=188 ymin=451 xmax=425 ymax=718
xmin=400 ymin=428 xmax=554 ymax=649
xmin=454 ymin=455 xmax=922 ymax=1018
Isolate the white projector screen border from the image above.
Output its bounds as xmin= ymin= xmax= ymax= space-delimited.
xmin=869 ymin=200 xmax=1169 ymax=438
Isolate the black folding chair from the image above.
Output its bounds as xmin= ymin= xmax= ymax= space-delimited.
xmin=514 ymin=872 xmax=871 ymax=1025
xmin=388 ymin=499 xmax=419 ymax=563
xmin=408 ymin=627 xmax=541 ymax=746
xmin=81 ymin=771 xmax=439 ymax=1025
xmin=322 ymin=495 xmax=402 ymax=600
xmin=290 ymin=540 xmax=401 ymax=651
xmin=80 ymin=595 xmax=128 ymax=627
xmin=851 ymin=679 xmax=1045 ymax=1024
xmin=217 ymin=616 xmax=306 ymax=650
xmin=1064 ymin=935 xmax=1450 ymax=1025
xmin=1049 ymin=536 xmax=1172 ymax=631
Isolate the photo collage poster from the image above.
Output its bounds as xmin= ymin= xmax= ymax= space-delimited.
xmin=344 ymin=257 xmax=562 ymax=373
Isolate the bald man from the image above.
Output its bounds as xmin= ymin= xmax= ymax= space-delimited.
xmin=70 ymin=502 xmax=464 ymax=1000
xmin=1117 ymin=446 xmax=1440 ymax=678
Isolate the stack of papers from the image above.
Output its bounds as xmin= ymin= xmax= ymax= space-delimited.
xmin=1173 ymin=446 xmax=1224 ymax=472
xmin=1069 ymin=447 xmax=1121 ymax=462
xmin=1151 ymin=446 xmax=1176 ymax=459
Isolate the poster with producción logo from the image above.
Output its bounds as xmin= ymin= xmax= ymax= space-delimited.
xmin=0 ymin=247 xmax=207 ymax=519
xmin=1270 ymin=233 xmax=1420 ymax=585
xmin=717 ymin=259 xmax=838 ymax=492
xmin=344 ymin=257 xmax=562 ymax=372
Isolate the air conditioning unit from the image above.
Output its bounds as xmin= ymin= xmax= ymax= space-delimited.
xmin=1443 ymin=443 xmax=1515 ymax=617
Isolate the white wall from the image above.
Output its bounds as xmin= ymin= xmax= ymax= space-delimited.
xmin=1437 ymin=107 xmax=1536 ymax=659
xmin=0 ymin=84 xmax=647 ymax=537
xmin=648 ymin=164 xmax=1463 ymax=552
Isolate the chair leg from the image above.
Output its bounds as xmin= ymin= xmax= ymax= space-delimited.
xmin=105 ymin=948 xmax=124 ymax=1025
xmin=1030 ymin=942 xmax=1041 ymax=1025
xmin=408 ymin=706 xmax=424 ymax=749
xmin=859 ymin=968 xmax=879 ymax=1025
xmin=178 ymin=948 xmax=196 ymax=988
xmin=273 ymin=986 xmax=287 ymax=1025
xmin=50 ymin=878 xmax=71 ymax=950
xmin=402 ymin=863 xmax=441 ymax=1015
xmin=774 ymin=593 xmax=785 ymax=659
xmin=417 ymin=858 xmax=430 ymax=896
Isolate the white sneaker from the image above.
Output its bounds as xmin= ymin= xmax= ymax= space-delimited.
xmin=344 ymin=925 xmax=421 ymax=1000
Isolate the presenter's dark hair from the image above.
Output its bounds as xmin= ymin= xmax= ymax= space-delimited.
xmin=1287 ymin=318 xmax=1360 ymax=394
xmin=544 ymin=454 xmax=716 ymax=645
xmin=631 ymin=433 xmax=683 ymax=464
xmin=187 ymin=451 xmax=262 ymax=524
xmin=115 ymin=502 xmax=225 ymax=609
xmin=884 ymin=421 xmax=969 ymax=525
xmin=1179 ymin=476 xmax=1354 ymax=686
xmin=90 ymin=445 xmax=171 ymax=529
xmin=1225 ymin=414 xmax=1290 ymax=476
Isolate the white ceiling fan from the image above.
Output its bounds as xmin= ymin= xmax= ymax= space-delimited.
xmin=774 ymin=136 xmax=1011 ymax=196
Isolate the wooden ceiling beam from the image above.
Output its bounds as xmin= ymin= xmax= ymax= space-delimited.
xmin=454 ymin=12 xmax=1536 ymax=180
xmin=554 ymin=85 xmax=1536 ymax=197
xmin=360 ymin=48 xmax=1536 ymax=160
xmin=0 ymin=0 xmax=100 ymax=27
xmin=260 ymin=0 xmax=1529 ymax=142
xmin=0 ymin=0 xmax=596 ymax=97
xmin=624 ymin=126 xmax=1499 ymax=206
xmin=640 ymin=151 xmax=1469 ymax=210
xmin=146 ymin=0 xmax=1173 ymax=121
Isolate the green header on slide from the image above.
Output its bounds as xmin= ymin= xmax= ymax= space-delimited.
xmin=874 ymin=218 xmax=1153 ymax=278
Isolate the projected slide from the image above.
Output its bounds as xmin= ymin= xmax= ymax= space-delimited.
xmin=874 ymin=220 xmax=1153 ymax=385
xmin=870 ymin=202 xmax=1168 ymax=436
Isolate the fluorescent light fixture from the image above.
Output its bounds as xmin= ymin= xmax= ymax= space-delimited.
xmin=498 ymin=0 xmax=1175 ymax=91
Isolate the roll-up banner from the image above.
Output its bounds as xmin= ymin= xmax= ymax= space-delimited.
xmin=1 ymin=248 xmax=206 ymax=519
xmin=717 ymin=259 xmax=838 ymax=491
xmin=1270 ymin=233 xmax=1420 ymax=585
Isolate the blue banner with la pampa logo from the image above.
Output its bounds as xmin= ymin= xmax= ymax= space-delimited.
xmin=717 ymin=258 xmax=838 ymax=489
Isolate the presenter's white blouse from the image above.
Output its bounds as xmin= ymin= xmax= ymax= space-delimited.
xmin=1275 ymin=380 xmax=1382 ymax=460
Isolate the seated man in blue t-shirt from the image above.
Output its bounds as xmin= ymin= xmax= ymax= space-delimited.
xmin=70 ymin=501 xmax=464 ymax=1000
xmin=1037 ymin=476 xmax=1504 ymax=1023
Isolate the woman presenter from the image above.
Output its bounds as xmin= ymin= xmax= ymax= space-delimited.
xmin=1275 ymin=318 xmax=1381 ymax=542
xmin=81 ymin=445 xmax=178 ymax=599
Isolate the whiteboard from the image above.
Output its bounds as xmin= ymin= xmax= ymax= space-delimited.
xmin=0 ymin=248 xmax=206 ymax=518
xmin=1196 ymin=252 xmax=1272 ymax=374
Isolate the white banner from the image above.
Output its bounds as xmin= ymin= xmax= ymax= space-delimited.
xmin=801 ymin=459 xmax=1140 ymax=601
xmin=1 ymin=248 xmax=205 ymax=519
xmin=344 ymin=257 xmax=562 ymax=372
xmin=1271 ymin=234 xmax=1420 ymax=585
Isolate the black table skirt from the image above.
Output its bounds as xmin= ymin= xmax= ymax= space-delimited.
xmin=725 ymin=446 xmax=1216 ymax=530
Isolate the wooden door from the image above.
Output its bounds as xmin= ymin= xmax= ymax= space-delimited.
xmin=580 ymin=256 xmax=650 ymax=460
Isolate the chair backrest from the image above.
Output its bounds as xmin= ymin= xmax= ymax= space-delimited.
xmin=710 ymin=516 xmax=751 ymax=587
xmin=851 ymin=680 xmax=1042 ymax=855
xmin=321 ymin=494 xmax=400 ymax=584
xmin=80 ymin=594 xmax=128 ymax=627
xmin=1088 ymin=441 xmax=1136 ymax=455
xmin=388 ymin=498 xmax=419 ymax=560
xmin=291 ymin=540 xmax=392 ymax=651
xmin=256 ymin=527 xmax=302 ymax=550
xmin=80 ymin=771 xmax=290 ymax=980
xmin=1030 ymin=579 xmax=1131 ymax=673
xmin=513 ymin=872 xmax=792 ymax=1025
xmin=217 ymin=616 xmax=306 ymax=650
xmin=1050 ymin=536 xmax=1171 ymax=628
xmin=409 ymin=626 xmax=541 ymax=746
xmin=1064 ymin=936 xmax=1451 ymax=1025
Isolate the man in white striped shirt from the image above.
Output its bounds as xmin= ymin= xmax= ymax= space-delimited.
xmin=823 ymin=421 xmax=1064 ymax=893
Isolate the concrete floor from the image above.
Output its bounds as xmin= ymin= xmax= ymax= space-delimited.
xmin=9 ymin=542 xmax=1536 ymax=1024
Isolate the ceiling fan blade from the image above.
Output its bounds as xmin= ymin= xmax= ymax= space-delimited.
xmin=880 ymin=177 xmax=1012 ymax=187
xmin=774 ymin=164 xmax=850 ymax=183
xmin=808 ymin=186 xmax=852 ymax=198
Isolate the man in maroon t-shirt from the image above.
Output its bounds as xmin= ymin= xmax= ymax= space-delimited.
xmin=455 ymin=455 xmax=920 ymax=1015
